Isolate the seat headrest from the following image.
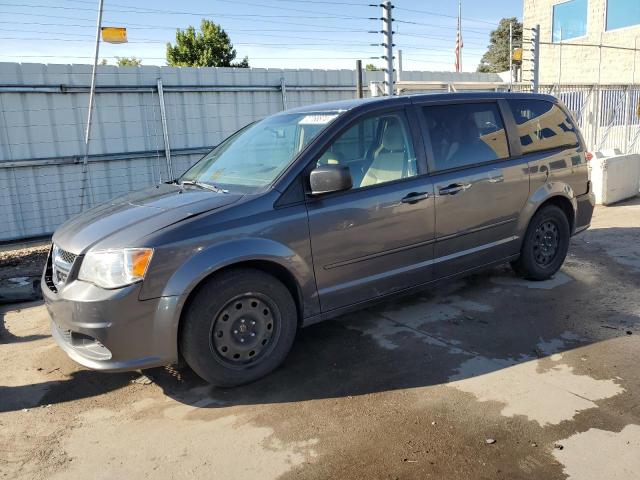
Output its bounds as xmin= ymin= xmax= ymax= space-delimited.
xmin=317 ymin=150 xmax=342 ymax=165
xmin=380 ymin=118 xmax=405 ymax=152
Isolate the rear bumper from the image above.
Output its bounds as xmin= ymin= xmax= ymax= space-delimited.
xmin=574 ymin=188 xmax=595 ymax=235
xmin=43 ymin=275 xmax=182 ymax=372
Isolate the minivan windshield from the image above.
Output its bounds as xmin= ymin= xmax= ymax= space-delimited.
xmin=180 ymin=110 xmax=343 ymax=192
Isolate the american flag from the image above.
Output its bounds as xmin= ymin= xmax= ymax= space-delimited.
xmin=455 ymin=2 xmax=463 ymax=72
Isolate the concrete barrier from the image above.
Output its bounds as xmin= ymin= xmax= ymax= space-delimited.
xmin=590 ymin=150 xmax=640 ymax=205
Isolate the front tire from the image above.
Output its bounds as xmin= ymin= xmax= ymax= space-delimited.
xmin=180 ymin=268 xmax=297 ymax=387
xmin=511 ymin=205 xmax=570 ymax=280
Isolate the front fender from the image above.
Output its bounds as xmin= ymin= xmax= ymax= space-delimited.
xmin=160 ymin=237 xmax=319 ymax=316
xmin=516 ymin=180 xmax=577 ymax=235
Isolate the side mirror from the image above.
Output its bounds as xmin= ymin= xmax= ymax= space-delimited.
xmin=309 ymin=165 xmax=352 ymax=195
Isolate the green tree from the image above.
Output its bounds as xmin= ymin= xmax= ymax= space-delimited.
xmin=477 ymin=17 xmax=523 ymax=73
xmin=365 ymin=63 xmax=379 ymax=71
xmin=166 ymin=19 xmax=249 ymax=68
xmin=116 ymin=56 xmax=142 ymax=66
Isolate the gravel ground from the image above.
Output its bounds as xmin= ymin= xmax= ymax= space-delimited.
xmin=0 ymin=244 xmax=50 ymax=281
xmin=1 ymin=198 xmax=639 ymax=480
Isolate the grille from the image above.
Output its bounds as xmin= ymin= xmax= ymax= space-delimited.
xmin=52 ymin=244 xmax=77 ymax=288
xmin=58 ymin=248 xmax=77 ymax=264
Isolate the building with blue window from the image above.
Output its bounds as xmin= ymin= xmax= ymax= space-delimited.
xmin=523 ymin=0 xmax=640 ymax=84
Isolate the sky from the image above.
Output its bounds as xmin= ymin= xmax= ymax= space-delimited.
xmin=0 ymin=0 xmax=522 ymax=72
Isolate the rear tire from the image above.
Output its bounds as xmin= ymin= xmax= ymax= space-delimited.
xmin=180 ymin=268 xmax=297 ymax=387
xmin=511 ymin=205 xmax=570 ymax=281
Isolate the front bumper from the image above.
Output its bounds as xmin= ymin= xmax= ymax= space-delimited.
xmin=43 ymin=273 xmax=182 ymax=372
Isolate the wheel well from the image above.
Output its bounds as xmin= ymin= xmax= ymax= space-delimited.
xmin=177 ymin=260 xmax=304 ymax=358
xmin=538 ymin=195 xmax=575 ymax=232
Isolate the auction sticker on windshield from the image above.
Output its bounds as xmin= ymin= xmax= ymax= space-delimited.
xmin=299 ymin=114 xmax=339 ymax=125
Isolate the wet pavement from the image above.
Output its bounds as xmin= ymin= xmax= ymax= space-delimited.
xmin=1 ymin=198 xmax=639 ymax=479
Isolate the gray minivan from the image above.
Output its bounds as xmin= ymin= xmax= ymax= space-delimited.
xmin=43 ymin=93 xmax=595 ymax=386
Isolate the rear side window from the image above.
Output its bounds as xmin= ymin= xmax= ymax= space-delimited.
xmin=507 ymin=99 xmax=580 ymax=154
xmin=422 ymin=103 xmax=509 ymax=171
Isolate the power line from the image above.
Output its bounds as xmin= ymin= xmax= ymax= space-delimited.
xmin=60 ymin=0 xmax=369 ymax=14
xmin=0 ymin=10 xmax=367 ymax=32
xmin=394 ymin=19 xmax=491 ymax=35
xmin=394 ymin=6 xmax=500 ymax=26
xmin=0 ymin=54 xmax=370 ymax=60
xmin=0 ymin=20 xmax=370 ymax=35
xmin=1 ymin=2 xmax=367 ymax=21
xmin=0 ymin=28 xmax=374 ymax=45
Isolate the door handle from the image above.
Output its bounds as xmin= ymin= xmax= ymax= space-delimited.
xmin=401 ymin=192 xmax=430 ymax=204
xmin=438 ymin=183 xmax=471 ymax=195
xmin=488 ymin=170 xmax=504 ymax=183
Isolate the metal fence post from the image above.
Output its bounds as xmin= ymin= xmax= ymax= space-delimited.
xmin=623 ymin=85 xmax=632 ymax=153
xmin=355 ymin=60 xmax=363 ymax=99
xmin=156 ymin=79 xmax=174 ymax=180
xmin=381 ymin=1 xmax=394 ymax=96
xmin=530 ymin=24 xmax=540 ymax=93
xmin=280 ymin=77 xmax=287 ymax=110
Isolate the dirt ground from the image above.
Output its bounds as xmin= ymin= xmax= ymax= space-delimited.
xmin=0 ymin=242 xmax=49 ymax=281
xmin=1 ymin=198 xmax=639 ymax=480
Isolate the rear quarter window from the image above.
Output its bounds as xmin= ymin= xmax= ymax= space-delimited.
xmin=507 ymin=99 xmax=580 ymax=154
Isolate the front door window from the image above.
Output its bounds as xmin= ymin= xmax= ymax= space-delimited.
xmin=317 ymin=112 xmax=417 ymax=189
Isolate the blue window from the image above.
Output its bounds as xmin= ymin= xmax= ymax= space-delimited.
xmin=552 ymin=0 xmax=588 ymax=42
xmin=606 ymin=0 xmax=640 ymax=30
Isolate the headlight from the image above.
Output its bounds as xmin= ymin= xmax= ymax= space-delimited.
xmin=78 ymin=248 xmax=154 ymax=289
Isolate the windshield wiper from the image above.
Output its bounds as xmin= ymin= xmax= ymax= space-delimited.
xmin=179 ymin=180 xmax=228 ymax=193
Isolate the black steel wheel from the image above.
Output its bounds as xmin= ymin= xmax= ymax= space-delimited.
xmin=511 ymin=204 xmax=570 ymax=281
xmin=181 ymin=268 xmax=297 ymax=387
xmin=532 ymin=220 xmax=560 ymax=267
xmin=210 ymin=294 xmax=279 ymax=367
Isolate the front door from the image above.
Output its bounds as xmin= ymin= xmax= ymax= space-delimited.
xmin=306 ymin=109 xmax=436 ymax=312
xmin=417 ymin=101 xmax=530 ymax=277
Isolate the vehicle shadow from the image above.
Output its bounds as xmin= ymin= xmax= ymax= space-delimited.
xmin=147 ymin=243 xmax=639 ymax=409
xmin=0 ymin=305 xmax=47 ymax=345
xmin=0 ymin=370 xmax=136 ymax=414
xmin=1 ymin=228 xmax=637 ymax=414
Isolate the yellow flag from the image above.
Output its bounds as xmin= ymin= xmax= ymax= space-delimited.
xmin=101 ymin=27 xmax=127 ymax=44
xmin=512 ymin=48 xmax=523 ymax=62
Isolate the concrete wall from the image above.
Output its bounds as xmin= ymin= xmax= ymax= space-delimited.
xmin=523 ymin=0 xmax=640 ymax=85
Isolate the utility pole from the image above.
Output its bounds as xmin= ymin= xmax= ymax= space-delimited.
xmin=80 ymin=0 xmax=104 ymax=210
xmin=381 ymin=1 xmax=394 ymax=96
xmin=509 ymin=22 xmax=513 ymax=89
xmin=355 ymin=59 xmax=363 ymax=99
xmin=530 ymin=24 xmax=540 ymax=93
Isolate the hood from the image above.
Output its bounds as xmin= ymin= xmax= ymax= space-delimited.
xmin=53 ymin=184 xmax=243 ymax=253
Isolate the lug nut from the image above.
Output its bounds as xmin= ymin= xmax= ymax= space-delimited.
xmin=250 ymin=332 xmax=256 ymax=337
xmin=233 ymin=330 xmax=238 ymax=334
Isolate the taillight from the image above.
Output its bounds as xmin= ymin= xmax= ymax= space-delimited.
xmin=585 ymin=152 xmax=593 ymax=162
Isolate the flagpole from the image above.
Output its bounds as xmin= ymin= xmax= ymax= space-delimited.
xmin=458 ymin=1 xmax=462 ymax=72
xmin=80 ymin=0 xmax=104 ymax=210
